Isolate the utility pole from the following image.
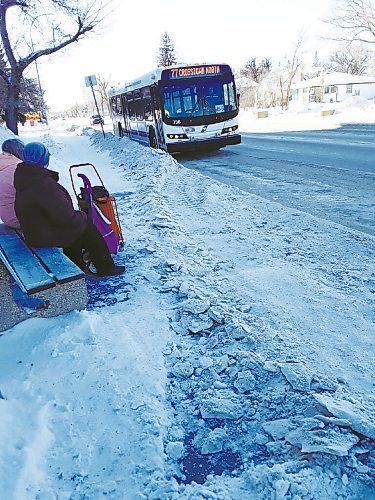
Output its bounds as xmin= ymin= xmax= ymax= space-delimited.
xmin=29 ymin=16 xmax=48 ymax=124
xmin=34 ymin=58 xmax=48 ymax=124
xmin=84 ymin=74 xmax=105 ymax=138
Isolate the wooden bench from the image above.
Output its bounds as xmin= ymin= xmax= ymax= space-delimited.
xmin=0 ymin=224 xmax=88 ymax=332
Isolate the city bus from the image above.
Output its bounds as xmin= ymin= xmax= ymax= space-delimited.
xmin=108 ymin=63 xmax=241 ymax=153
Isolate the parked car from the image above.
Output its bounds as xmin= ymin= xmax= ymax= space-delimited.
xmin=90 ymin=114 xmax=104 ymax=125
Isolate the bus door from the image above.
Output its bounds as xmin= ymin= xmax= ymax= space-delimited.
xmin=121 ymin=95 xmax=131 ymax=137
xmin=150 ymin=85 xmax=166 ymax=150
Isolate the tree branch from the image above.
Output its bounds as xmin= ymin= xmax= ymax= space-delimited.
xmin=19 ymin=16 xmax=94 ymax=70
xmin=2 ymin=0 xmax=28 ymax=7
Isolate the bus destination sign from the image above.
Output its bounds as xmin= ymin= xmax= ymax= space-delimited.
xmin=169 ymin=65 xmax=222 ymax=79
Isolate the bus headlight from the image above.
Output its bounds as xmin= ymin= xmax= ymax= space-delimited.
xmin=167 ymin=133 xmax=188 ymax=139
xmin=221 ymin=125 xmax=238 ymax=134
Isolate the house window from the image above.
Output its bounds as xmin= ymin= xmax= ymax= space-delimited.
xmin=355 ymin=90 xmax=360 ymax=96
xmin=346 ymin=84 xmax=353 ymax=94
xmin=325 ymin=86 xmax=336 ymax=94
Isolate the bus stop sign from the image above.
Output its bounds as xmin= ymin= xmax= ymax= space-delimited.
xmin=85 ymin=75 xmax=97 ymax=87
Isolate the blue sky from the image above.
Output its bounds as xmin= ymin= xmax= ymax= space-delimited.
xmin=31 ymin=0 xmax=335 ymax=111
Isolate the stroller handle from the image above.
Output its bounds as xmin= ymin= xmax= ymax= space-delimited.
xmin=69 ymin=163 xmax=105 ymax=199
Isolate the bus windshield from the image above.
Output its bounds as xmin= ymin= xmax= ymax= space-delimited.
xmin=162 ymin=79 xmax=237 ymax=120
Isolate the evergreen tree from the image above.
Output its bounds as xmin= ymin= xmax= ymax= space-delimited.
xmin=157 ymin=32 xmax=177 ymax=67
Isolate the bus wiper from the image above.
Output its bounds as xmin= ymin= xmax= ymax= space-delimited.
xmin=203 ymin=98 xmax=216 ymax=114
xmin=187 ymin=98 xmax=201 ymax=117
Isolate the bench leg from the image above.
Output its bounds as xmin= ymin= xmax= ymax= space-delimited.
xmin=33 ymin=279 xmax=88 ymax=319
xmin=0 ymin=262 xmax=88 ymax=333
xmin=0 ymin=262 xmax=32 ymax=332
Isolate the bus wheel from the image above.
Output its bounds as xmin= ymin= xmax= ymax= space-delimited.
xmin=118 ymin=123 xmax=123 ymax=137
xmin=149 ymin=129 xmax=157 ymax=149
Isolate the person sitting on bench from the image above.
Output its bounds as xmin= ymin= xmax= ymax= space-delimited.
xmin=0 ymin=138 xmax=25 ymax=228
xmin=14 ymin=142 xmax=125 ymax=277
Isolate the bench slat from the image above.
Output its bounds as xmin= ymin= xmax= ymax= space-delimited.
xmin=0 ymin=232 xmax=55 ymax=295
xmin=33 ymin=247 xmax=84 ymax=283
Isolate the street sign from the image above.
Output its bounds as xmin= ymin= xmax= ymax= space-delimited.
xmin=84 ymin=75 xmax=97 ymax=87
xmin=84 ymin=74 xmax=105 ymax=138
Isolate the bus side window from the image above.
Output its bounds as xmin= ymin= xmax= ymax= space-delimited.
xmin=224 ymin=82 xmax=236 ymax=111
xmin=127 ymin=92 xmax=135 ymax=120
xmin=142 ymin=87 xmax=153 ymax=121
xmin=111 ymin=97 xmax=117 ymax=114
xmin=134 ymin=90 xmax=144 ymax=121
xmin=112 ymin=96 xmax=122 ymax=115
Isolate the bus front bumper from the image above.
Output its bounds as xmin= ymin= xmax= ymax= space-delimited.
xmin=166 ymin=134 xmax=241 ymax=153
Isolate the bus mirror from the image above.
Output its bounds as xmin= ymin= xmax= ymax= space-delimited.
xmin=237 ymin=93 xmax=240 ymax=107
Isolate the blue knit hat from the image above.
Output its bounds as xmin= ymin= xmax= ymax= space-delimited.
xmin=22 ymin=142 xmax=50 ymax=167
xmin=2 ymin=138 xmax=25 ymax=160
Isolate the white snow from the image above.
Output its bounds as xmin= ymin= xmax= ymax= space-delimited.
xmin=0 ymin=102 xmax=374 ymax=499
xmin=240 ymin=97 xmax=375 ymax=133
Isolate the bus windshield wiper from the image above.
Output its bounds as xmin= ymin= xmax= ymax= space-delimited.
xmin=187 ymin=98 xmax=201 ymax=117
xmin=203 ymin=97 xmax=216 ymax=114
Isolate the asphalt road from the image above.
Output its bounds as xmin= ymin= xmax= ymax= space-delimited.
xmin=178 ymin=124 xmax=375 ymax=236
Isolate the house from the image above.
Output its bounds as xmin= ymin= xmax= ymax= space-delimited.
xmin=291 ymin=72 xmax=375 ymax=104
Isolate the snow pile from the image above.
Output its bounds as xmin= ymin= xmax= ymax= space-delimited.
xmin=89 ymin=131 xmax=374 ymax=497
xmin=0 ymin=123 xmax=373 ymax=498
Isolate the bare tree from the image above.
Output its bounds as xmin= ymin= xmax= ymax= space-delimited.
xmin=95 ymin=74 xmax=110 ymax=116
xmin=0 ymin=0 xmax=108 ymax=134
xmin=327 ymin=0 xmax=375 ymax=44
xmin=241 ymin=57 xmax=272 ymax=83
xmin=278 ymin=37 xmax=304 ymax=110
xmin=326 ymin=46 xmax=369 ymax=73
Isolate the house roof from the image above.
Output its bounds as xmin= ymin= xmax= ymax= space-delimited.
xmin=292 ymin=72 xmax=375 ymax=89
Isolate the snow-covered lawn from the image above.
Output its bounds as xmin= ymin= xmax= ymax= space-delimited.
xmin=0 ymin=107 xmax=374 ymax=498
xmin=240 ymin=97 xmax=375 ymax=133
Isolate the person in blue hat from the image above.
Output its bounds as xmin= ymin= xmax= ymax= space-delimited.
xmin=14 ymin=142 xmax=125 ymax=277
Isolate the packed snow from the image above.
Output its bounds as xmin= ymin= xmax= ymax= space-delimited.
xmin=0 ymin=102 xmax=374 ymax=499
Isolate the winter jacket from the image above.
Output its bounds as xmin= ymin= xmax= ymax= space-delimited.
xmin=0 ymin=152 xmax=21 ymax=228
xmin=14 ymin=162 xmax=87 ymax=248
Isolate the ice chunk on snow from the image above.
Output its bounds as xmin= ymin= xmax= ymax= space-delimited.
xmin=165 ymin=441 xmax=184 ymax=460
xmin=280 ymin=363 xmax=312 ymax=392
xmin=286 ymin=426 xmax=359 ymax=456
xmin=179 ymin=313 xmax=214 ymax=334
xmin=273 ymin=479 xmax=290 ymax=499
xmin=200 ymin=397 xmax=243 ymax=420
xmin=234 ymin=370 xmax=256 ymax=393
xmin=262 ymin=418 xmax=296 ymax=440
xmin=171 ymin=361 xmax=194 ymax=378
xmin=201 ymin=428 xmax=228 ymax=454
xmin=314 ymin=393 xmax=375 ymax=439
xmin=182 ymin=298 xmax=210 ymax=314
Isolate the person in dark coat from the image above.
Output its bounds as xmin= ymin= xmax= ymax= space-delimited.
xmin=14 ymin=142 xmax=125 ymax=277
